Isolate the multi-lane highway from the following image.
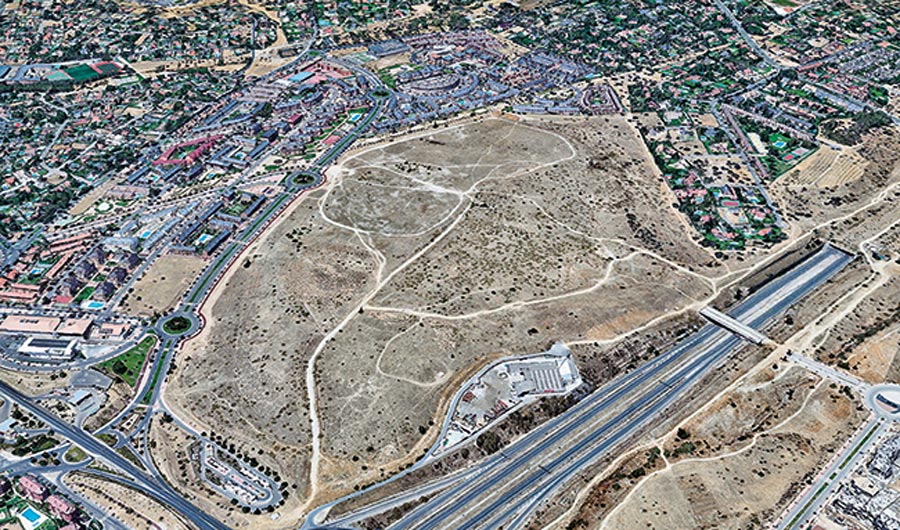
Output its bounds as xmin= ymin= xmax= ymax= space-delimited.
xmin=315 ymin=244 xmax=852 ymax=530
xmin=0 ymin=378 xmax=231 ymax=530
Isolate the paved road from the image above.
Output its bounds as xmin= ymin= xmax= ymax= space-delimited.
xmin=313 ymin=244 xmax=852 ymax=530
xmin=776 ymin=417 xmax=885 ymax=530
xmin=788 ymin=352 xmax=867 ymax=391
xmin=713 ymin=0 xmax=780 ymax=69
xmin=0 ymin=379 xmax=231 ymax=530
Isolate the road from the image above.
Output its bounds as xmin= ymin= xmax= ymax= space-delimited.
xmin=712 ymin=0 xmax=780 ymax=69
xmin=313 ymin=244 xmax=853 ymax=530
xmin=788 ymin=351 xmax=867 ymax=391
xmin=776 ymin=417 xmax=885 ymax=530
xmin=0 ymin=379 xmax=231 ymax=530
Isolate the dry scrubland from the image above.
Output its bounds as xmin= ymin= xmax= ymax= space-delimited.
xmin=597 ymin=365 xmax=866 ymax=530
xmin=0 ymin=367 xmax=69 ymax=396
xmin=558 ymin=129 xmax=900 ymax=528
xmin=773 ymin=127 xmax=900 ymax=234
xmin=66 ymin=472 xmax=191 ymax=530
xmin=164 ymin=115 xmax=730 ymax=513
xmin=165 ymin=191 xmax=380 ymax=520
xmin=317 ymin=116 xmax=722 ymax=490
xmin=121 ymin=254 xmax=207 ymax=316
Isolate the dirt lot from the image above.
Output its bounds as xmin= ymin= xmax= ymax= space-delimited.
xmin=164 ymin=115 xmax=734 ymax=519
xmin=120 ymin=254 xmax=207 ymax=317
xmin=83 ymin=380 xmax=134 ymax=432
xmin=600 ymin=375 xmax=866 ymax=530
xmin=66 ymin=471 xmax=192 ymax=530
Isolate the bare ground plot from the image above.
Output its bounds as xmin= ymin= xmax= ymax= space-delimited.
xmin=479 ymin=115 xmax=726 ymax=277
xmin=66 ymin=472 xmax=192 ymax=530
xmin=367 ymin=116 xmax=725 ymax=316
xmin=120 ymin=254 xmax=207 ymax=317
xmin=323 ymin=173 xmax=462 ymax=236
xmin=600 ymin=382 xmax=865 ymax=530
xmin=663 ymin=365 xmax=821 ymax=460
xmin=785 ymin=144 xmax=868 ymax=189
xmin=0 ymin=367 xmax=69 ymax=397
xmin=68 ymin=179 xmax=116 ymax=215
xmin=342 ymin=118 xmax=573 ymax=192
xmin=772 ymin=127 xmax=900 ymax=235
xmin=164 ymin=192 xmax=380 ymax=525
xmin=849 ymin=324 xmax=900 ymax=384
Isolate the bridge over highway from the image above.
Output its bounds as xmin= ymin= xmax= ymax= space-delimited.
xmin=309 ymin=243 xmax=855 ymax=530
xmin=700 ymin=306 xmax=769 ymax=344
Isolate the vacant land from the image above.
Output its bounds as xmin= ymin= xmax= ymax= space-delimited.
xmin=0 ymin=367 xmax=69 ymax=396
xmin=772 ymin=127 xmax=900 ymax=236
xmin=165 ymin=189 xmax=379 ymax=524
xmin=600 ymin=372 xmax=865 ymax=530
xmin=314 ymin=116 xmax=728 ymax=495
xmin=66 ymin=472 xmax=192 ymax=530
xmin=121 ymin=254 xmax=206 ymax=316
xmin=166 ymin=115 xmax=740 ymax=520
xmin=785 ymin=144 xmax=868 ymax=189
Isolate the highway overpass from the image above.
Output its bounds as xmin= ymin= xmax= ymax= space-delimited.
xmin=314 ymin=243 xmax=853 ymax=530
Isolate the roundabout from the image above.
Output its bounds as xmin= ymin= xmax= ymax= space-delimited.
xmin=866 ymin=384 xmax=900 ymax=421
xmin=157 ymin=312 xmax=200 ymax=338
xmin=289 ymin=170 xmax=322 ymax=190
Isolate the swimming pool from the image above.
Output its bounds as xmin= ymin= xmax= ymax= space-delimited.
xmin=22 ymin=508 xmax=40 ymax=523
xmin=83 ymin=300 xmax=105 ymax=310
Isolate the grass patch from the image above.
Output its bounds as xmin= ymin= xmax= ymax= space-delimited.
xmin=140 ymin=361 xmax=166 ymax=405
xmin=64 ymin=445 xmax=88 ymax=463
xmin=96 ymin=335 xmax=157 ymax=387
xmin=96 ymin=433 xmax=117 ymax=447
xmin=162 ymin=316 xmax=192 ymax=335
xmin=73 ymin=286 xmax=95 ymax=303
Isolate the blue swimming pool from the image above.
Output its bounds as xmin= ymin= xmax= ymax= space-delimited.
xmin=22 ymin=507 xmax=40 ymax=523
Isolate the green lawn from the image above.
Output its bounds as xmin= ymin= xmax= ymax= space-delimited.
xmin=64 ymin=445 xmax=88 ymax=463
xmin=97 ymin=335 xmax=157 ymax=387
xmin=64 ymin=63 xmax=100 ymax=82
xmin=73 ymin=286 xmax=95 ymax=303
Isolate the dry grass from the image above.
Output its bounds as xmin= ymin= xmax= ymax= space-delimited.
xmin=120 ymin=254 xmax=206 ymax=317
xmin=165 ymin=116 xmax=731 ymax=516
xmin=602 ymin=381 xmax=865 ymax=529
xmin=66 ymin=472 xmax=192 ymax=530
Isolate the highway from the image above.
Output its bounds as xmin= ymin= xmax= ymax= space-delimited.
xmin=316 ymin=244 xmax=853 ymax=530
xmin=57 ymin=82 xmax=392 ymax=527
xmin=0 ymin=378 xmax=231 ymax=530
